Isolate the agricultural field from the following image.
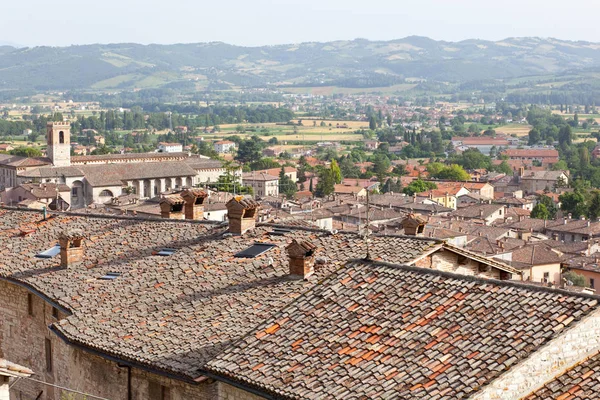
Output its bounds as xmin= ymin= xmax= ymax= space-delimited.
xmin=280 ymin=84 xmax=417 ymax=96
xmin=494 ymin=123 xmax=533 ymax=137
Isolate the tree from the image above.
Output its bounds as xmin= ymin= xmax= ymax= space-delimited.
xmin=235 ymin=137 xmax=263 ymax=164
xmin=369 ymin=115 xmax=377 ymax=131
xmin=563 ymin=271 xmax=586 ymax=287
xmin=315 ymin=169 xmax=335 ymax=198
xmin=494 ymin=161 xmax=513 ymax=176
xmin=9 ymin=147 xmax=42 ymax=157
xmin=558 ymin=125 xmax=573 ymax=146
xmin=538 ymin=195 xmax=557 ymax=219
xmin=530 ymin=204 xmax=550 ymax=220
xmin=279 ymin=166 xmax=297 ymax=199
xmin=588 ymin=190 xmax=600 ymax=221
xmin=372 ymin=154 xmax=391 ymax=182
xmin=309 ymin=178 xmax=314 ymax=193
xmin=403 ymin=179 xmax=437 ymax=196
xmin=436 ymin=164 xmax=470 ymax=181
xmin=528 ymin=128 xmax=541 ymax=145
xmin=330 ymin=159 xmax=342 ymax=184
xmin=559 ymin=191 xmax=587 ymax=219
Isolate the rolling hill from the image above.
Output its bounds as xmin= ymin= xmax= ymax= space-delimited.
xmin=2 ymin=37 xmax=600 ymax=92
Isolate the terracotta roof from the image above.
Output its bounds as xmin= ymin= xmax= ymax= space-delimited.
xmin=509 ymin=244 xmax=563 ymax=269
xmin=78 ymin=162 xmax=197 ymax=187
xmin=0 ymin=358 xmax=33 ymax=377
xmin=242 ymin=172 xmax=279 ymax=182
xmin=502 ymin=149 xmax=559 ymax=157
xmin=0 ymin=154 xmax=52 ymax=168
xmin=72 ymin=152 xmax=189 ymax=163
xmin=205 ymin=259 xmax=597 ymax=399
xmin=523 ymin=351 xmax=600 ymax=400
xmin=20 ymin=183 xmax=71 ymax=199
xmin=450 ymin=204 xmax=504 ymax=219
xmin=0 ymin=209 xmax=441 ymax=380
xmin=333 ymin=184 xmax=365 ymax=194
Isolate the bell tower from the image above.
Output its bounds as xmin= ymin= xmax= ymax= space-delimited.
xmin=47 ymin=121 xmax=71 ymax=167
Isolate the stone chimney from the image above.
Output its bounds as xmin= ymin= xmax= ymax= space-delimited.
xmin=226 ymin=196 xmax=260 ymax=235
xmin=159 ymin=195 xmax=185 ymax=219
xmin=286 ymin=239 xmax=316 ymax=279
xmin=58 ymin=229 xmax=85 ymax=268
xmin=401 ymin=213 xmax=427 ymax=236
xmin=181 ymin=189 xmax=208 ymax=220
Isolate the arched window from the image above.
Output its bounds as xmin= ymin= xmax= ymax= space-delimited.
xmin=59 ymin=131 xmax=65 ymax=144
xmin=99 ymin=190 xmax=114 ymax=197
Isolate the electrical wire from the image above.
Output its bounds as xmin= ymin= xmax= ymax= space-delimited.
xmin=12 ymin=376 xmax=110 ymax=400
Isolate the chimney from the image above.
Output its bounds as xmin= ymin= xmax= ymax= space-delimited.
xmin=401 ymin=213 xmax=426 ymax=236
xmin=181 ymin=189 xmax=208 ymax=220
xmin=159 ymin=195 xmax=185 ymax=220
xmin=58 ymin=230 xmax=85 ymax=268
xmin=286 ymin=239 xmax=316 ymax=279
xmin=226 ymin=196 xmax=260 ymax=235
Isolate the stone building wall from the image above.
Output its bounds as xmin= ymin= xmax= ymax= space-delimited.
xmin=0 ymin=280 xmax=217 ymax=400
xmin=471 ymin=307 xmax=600 ymax=400
xmin=414 ymin=250 xmax=501 ymax=280
xmin=216 ymin=382 xmax=266 ymax=400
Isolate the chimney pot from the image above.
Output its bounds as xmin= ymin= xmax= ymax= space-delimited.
xmin=182 ymin=189 xmax=208 ymax=220
xmin=226 ymin=196 xmax=260 ymax=235
xmin=58 ymin=229 xmax=85 ymax=268
xmin=286 ymin=239 xmax=316 ymax=279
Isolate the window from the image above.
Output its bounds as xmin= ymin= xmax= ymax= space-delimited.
xmin=157 ymin=248 xmax=177 ymax=256
xmin=35 ymin=244 xmax=61 ymax=259
xmin=45 ymin=338 xmax=53 ymax=372
xmin=72 ymin=187 xmax=79 ymax=197
xmin=148 ymin=382 xmax=171 ymax=400
xmin=235 ymin=243 xmax=276 ymax=258
xmin=99 ymin=190 xmax=114 ymax=197
xmin=543 ymin=272 xmax=550 ymax=282
xmin=28 ymin=293 xmax=34 ymax=316
xmin=52 ymin=307 xmax=59 ymax=319
xmin=591 ymin=278 xmax=595 ymax=289
xmin=59 ymin=131 xmax=65 ymax=144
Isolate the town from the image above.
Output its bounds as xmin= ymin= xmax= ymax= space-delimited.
xmin=3 ymin=3 xmax=600 ymax=399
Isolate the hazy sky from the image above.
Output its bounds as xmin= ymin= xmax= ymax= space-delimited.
xmin=3 ymin=0 xmax=599 ymax=47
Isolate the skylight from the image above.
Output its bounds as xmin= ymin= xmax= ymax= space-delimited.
xmin=35 ymin=244 xmax=60 ymax=259
xmin=157 ymin=248 xmax=177 ymax=256
xmin=99 ymin=272 xmax=121 ymax=280
xmin=269 ymin=228 xmax=293 ymax=236
xmin=234 ymin=243 xmax=276 ymax=258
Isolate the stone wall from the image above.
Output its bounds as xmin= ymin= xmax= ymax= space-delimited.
xmin=216 ymin=382 xmax=266 ymax=400
xmin=0 ymin=280 xmax=218 ymax=400
xmin=414 ymin=249 xmax=501 ymax=280
xmin=471 ymin=307 xmax=600 ymax=400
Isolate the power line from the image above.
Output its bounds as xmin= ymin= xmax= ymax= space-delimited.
xmin=12 ymin=376 xmax=110 ymax=400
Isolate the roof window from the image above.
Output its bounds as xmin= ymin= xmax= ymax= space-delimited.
xmin=35 ymin=244 xmax=60 ymax=259
xmin=235 ymin=243 xmax=276 ymax=258
xmin=99 ymin=272 xmax=121 ymax=280
xmin=157 ymin=248 xmax=177 ymax=256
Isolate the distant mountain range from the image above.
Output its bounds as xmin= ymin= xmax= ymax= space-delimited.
xmin=2 ymin=36 xmax=600 ymax=92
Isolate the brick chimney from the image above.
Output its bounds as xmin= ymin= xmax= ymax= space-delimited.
xmin=401 ymin=213 xmax=427 ymax=236
xmin=58 ymin=230 xmax=85 ymax=268
xmin=159 ymin=195 xmax=185 ymax=219
xmin=181 ymin=189 xmax=208 ymax=220
xmin=226 ymin=196 xmax=260 ymax=235
xmin=286 ymin=239 xmax=316 ymax=279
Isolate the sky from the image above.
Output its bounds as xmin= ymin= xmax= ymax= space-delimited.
xmin=3 ymin=0 xmax=600 ymax=47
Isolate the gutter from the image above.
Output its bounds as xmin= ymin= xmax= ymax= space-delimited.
xmin=196 ymin=369 xmax=278 ymax=400
xmin=50 ymin=325 xmax=201 ymax=386
xmin=0 ymin=276 xmax=72 ymax=315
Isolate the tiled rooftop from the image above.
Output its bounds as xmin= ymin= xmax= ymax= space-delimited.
xmin=205 ymin=260 xmax=598 ymax=399
xmin=0 ymin=208 xmax=439 ymax=379
xmin=523 ymin=351 xmax=600 ymax=400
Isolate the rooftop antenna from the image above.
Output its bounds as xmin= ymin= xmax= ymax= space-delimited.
xmin=364 ymin=189 xmax=372 ymax=261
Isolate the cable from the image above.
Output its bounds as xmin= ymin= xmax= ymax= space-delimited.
xmin=12 ymin=376 xmax=110 ymax=400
